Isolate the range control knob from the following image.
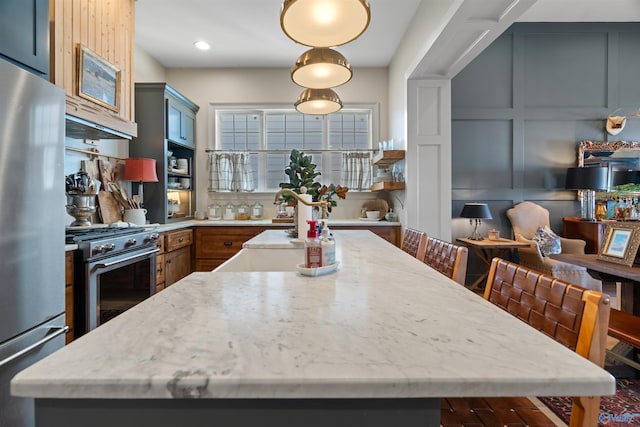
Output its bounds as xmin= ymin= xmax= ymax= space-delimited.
xmin=145 ymin=233 xmax=160 ymax=243
xmin=92 ymin=243 xmax=115 ymax=255
xmin=125 ymin=239 xmax=137 ymax=247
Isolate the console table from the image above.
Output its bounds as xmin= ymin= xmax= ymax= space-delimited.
xmin=550 ymin=253 xmax=640 ymax=315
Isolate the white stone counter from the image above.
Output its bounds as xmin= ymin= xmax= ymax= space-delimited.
xmin=155 ymin=218 xmax=400 ymax=233
xmin=14 ymin=230 xmax=614 ymax=400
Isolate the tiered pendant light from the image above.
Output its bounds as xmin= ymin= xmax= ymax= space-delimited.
xmin=294 ymin=88 xmax=342 ymax=115
xmin=291 ymin=48 xmax=352 ymax=89
xmin=282 ymin=0 xmax=370 ymax=115
xmin=280 ymin=0 xmax=371 ymax=48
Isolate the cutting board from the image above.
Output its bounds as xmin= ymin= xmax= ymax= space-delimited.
xmin=97 ymin=190 xmax=122 ymax=224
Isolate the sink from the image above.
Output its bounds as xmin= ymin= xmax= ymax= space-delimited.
xmin=213 ymin=248 xmax=303 ymax=272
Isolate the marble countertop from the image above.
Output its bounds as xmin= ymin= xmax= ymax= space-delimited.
xmin=16 ymin=230 xmax=614 ymax=400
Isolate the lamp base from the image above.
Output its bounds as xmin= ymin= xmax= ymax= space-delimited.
xmin=468 ymin=221 xmax=484 ymax=240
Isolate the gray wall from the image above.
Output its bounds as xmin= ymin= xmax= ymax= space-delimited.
xmin=451 ymin=22 xmax=640 ymax=280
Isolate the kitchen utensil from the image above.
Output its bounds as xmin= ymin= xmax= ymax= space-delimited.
xmin=97 ymin=190 xmax=122 ymax=224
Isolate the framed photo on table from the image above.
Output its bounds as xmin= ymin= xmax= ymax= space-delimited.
xmin=598 ymin=222 xmax=640 ymax=266
xmin=77 ymin=45 xmax=120 ymax=112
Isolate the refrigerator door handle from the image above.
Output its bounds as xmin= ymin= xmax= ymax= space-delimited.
xmin=0 ymin=326 xmax=68 ymax=369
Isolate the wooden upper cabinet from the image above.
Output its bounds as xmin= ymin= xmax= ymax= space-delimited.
xmin=50 ymin=0 xmax=137 ymax=138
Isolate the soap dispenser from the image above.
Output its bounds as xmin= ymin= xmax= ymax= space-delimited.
xmin=320 ymin=219 xmax=335 ymax=266
xmin=305 ymin=220 xmax=322 ymax=268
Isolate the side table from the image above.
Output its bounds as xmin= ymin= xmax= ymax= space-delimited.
xmin=456 ymin=237 xmax=530 ymax=290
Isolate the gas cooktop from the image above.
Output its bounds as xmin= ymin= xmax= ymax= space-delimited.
xmin=65 ymin=226 xmax=146 ymax=244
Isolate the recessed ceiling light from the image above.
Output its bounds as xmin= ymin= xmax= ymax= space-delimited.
xmin=194 ymin=41 xmax=210 ymax=51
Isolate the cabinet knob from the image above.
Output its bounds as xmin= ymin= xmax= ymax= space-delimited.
xmin=178 ymin=237 xmax=184 ymax=242
xmin=223 ymin=241 xmax=232 ymax=246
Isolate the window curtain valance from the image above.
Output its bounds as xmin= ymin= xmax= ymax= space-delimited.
xmin=208 ymin=152 xmax=255 ymax=192
xmin=341 ymin=151 xmax=371 ymax=191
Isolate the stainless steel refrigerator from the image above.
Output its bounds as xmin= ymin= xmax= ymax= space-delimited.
xmin=0 ymin=58 xmax=66 ymax=426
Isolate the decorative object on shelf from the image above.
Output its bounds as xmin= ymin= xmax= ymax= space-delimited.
xmin=291 ymin=48 xmax=352 ymax=89
xmin=565 ymin=167 xmax=609 ymax=221
xmin=595 ymin=201 xmax=608 ymax=221
xmin=280 ymin=0 xmax=370 ymax=47
xmin=295 ymin=88 xmax=342 ymax=114
xmin=460 ymin=203 xmax=492 ymax=240
xmin=605 ymin=107 xmax=640 ymax=136
xmin=122 ymin=158 xmax=159 ymax=207
xmin=77 ymin=44 xmax=120 ymax=112
xmin=598 ymin=222 xmax=640 ymax=266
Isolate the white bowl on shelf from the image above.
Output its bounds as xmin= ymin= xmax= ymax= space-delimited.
xmin=366 ymin=211 xmax=380 ymax=219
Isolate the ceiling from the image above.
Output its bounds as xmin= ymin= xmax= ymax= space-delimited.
xmin=134 ymin=0 xmax=640 ymax=70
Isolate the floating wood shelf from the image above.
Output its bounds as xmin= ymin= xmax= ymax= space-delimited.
xmin=370 ymin=181 xmax=405 ymax=192
xmin=372 ymin=150 xmax=405 ymax=167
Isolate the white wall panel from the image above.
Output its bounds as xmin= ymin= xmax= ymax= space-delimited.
xmin=408 ymin=79 xmax=451 ymax=240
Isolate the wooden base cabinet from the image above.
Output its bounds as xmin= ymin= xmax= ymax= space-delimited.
xmin=164 ymin=229 xmax=193 ymax=286
xmin=64 ymin=252 xmax=74 ymax=344
xmin=194 ymin=227 xmax=268 ymax=271
xmin=155 ymin=234 xmax=166 ymax=292
xmin=562 ymin=217 xmax=609 ymax=254
xmin=331 ymin=225 xmax=401 ymax=247
xmin=194 ymin=225 xmax=401 ymax=271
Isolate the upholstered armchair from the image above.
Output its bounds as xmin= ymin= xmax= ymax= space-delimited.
xmin=506 ymin=201 xmax=601 ymax=291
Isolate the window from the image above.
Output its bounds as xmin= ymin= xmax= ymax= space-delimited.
xmin=210 ymin=105 xmax=377 ymax=192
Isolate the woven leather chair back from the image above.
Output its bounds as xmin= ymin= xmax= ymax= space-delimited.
xmin=400 ymin=228 xmax=427 ymax=260
xmin=442 ymin=258 xmax=611 ymax=427
xmin=422 ymin=236 xmax=468 ymax=285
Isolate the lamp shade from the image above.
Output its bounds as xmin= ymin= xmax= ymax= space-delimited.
xmin=460 ymin=203 xmax=493 ymax=220
xmin=122 ymin=158 xmax=159 ymax=182
xmin=565 ymin=167 xmax=608 ymax=190
xmin=295 ymin=88 xmax=342 ymax=115
xmin=291 ymin=48 xmax=352 ymax=89
xmin=280 ymin=0 xmax=371 ymax=47
xmin=612 ymin=170 xmax=640 ymax=187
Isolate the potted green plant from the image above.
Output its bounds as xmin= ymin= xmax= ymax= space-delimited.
xmin=279 ymin=149 xmax=348 ymax=214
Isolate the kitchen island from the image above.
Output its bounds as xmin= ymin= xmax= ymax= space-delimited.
xmin=13 ymin=230 xmax=614 ymax=426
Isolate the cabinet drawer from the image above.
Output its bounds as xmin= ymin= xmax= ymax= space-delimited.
xmin=166 ymin=229 xmax=193 ymax=252
xmin=156 ymin=253 xmax=165 ymax=285
xmin=156 ymin=233 xmax=166 ymax=254
xmin=195 ymin=227 xmax=266 ymax=259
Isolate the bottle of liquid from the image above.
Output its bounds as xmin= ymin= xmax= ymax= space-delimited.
xmin=320 ymin=219 xmax=335 ymax=266
xmin=305 ymin=220 xmax=322 ymax=268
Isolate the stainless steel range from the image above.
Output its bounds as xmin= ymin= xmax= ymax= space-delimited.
xmin=67 ymin=227 xmax=160 ymax=336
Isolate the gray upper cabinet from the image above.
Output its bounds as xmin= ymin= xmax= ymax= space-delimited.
xmin=0 ymin=0 xmax=49 ymax=77
xmin=132 ymin=83 xmax=199 ymax=224
xmin=167 ymin=96 xmax=196 ymax=148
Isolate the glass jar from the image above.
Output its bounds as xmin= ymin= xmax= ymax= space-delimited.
xmin=223 ymin=202 xmax=236 ymax=220
xmin=251 ymin=202 xmax=263 ymax=220
xmin=208 ymin=203 xmax=222 ymax=220
xmin=236 ymin=201 xmax=250 ymax=220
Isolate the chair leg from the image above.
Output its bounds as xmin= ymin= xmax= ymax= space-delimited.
xmin=569 ymin=396 xmax=600 ymax=427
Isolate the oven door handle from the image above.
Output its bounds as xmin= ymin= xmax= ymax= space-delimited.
xmin=0 ymin=326 xmax=69 ymax=368
xmin=94 ymin=248 xmax=160 ymax=269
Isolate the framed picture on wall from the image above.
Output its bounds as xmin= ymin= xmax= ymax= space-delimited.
xmin=598 ymin=222 xmax=640 ymax=266
xmin=77 ymin=45 xmax=120 ymax=112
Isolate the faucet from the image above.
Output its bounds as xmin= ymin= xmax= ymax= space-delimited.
xmin=274 ymin=188 xmax=331 ymax=219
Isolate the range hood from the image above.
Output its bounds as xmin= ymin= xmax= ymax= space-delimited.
xmin=65 ymin=114 xmax=133 ymax=140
